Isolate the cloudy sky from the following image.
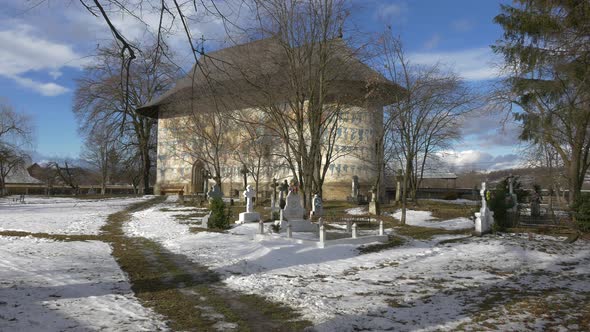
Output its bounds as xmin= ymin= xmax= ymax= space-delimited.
xmin=1 ymin=0 xmax=521 ymax=171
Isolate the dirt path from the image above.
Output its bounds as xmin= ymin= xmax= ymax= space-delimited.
xmin=101 ymin=197 xmax=311 ymax=331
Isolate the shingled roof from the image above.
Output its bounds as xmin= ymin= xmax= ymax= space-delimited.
xmin=137 ymin=37 xmax=400 ymax=118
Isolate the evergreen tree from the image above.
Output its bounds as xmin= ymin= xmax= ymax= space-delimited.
xmin=493 ymin=0 xmax=590 ymax=205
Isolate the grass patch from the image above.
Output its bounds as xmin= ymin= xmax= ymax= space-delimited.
xmin=173 ymin=212 xmax=209 ymax=221
xmin=402 ymin=200 xmax=475 ymax=220
xmin=0 ymin=230 xmax=100 ymax=242
xmin=358 ymin=235 xmax=407 ymax=254
xmin=188 ymin=227 xmax=226 ymax=234
xmin=49 ymin=194 xmax=143 ymax=200
xmin=236 ymin=294 xmax=312 ymax=329
xmin=395 ymin=225 xmax=471 ymax=240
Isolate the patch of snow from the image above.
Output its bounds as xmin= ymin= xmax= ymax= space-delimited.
xmin=0 ymin=196 xmax=149 ymax=235
xmin=0 ymin=236 xmax=167 ymax=331
xmin=345 ymin=207 xmax=368 ymax=215
xmin=390 ymin=209 xmax=474 ymax=230
xmin=424 ymin=198 xmax=478 ymax=205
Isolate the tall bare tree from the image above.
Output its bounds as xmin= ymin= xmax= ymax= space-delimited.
xmin=239 ymin=0 xmax=362 ymax=207
xmin=0 ymin=102 xmax=34 ymax=196
xmin=379 ymin=32 xmax=474 ymax=223
xmin=81 ymin=124 xmax=120 ymax=195
xmin=74 ymin=42 xmax=177 ymax=193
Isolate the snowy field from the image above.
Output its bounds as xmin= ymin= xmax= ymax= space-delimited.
xmin=2 ymin=195 xmax=589 ymax=331
xmin=0 ymin=196 xmax=167 ymax=331
xmin=127 ymin=198 xmax=590 ymax=331
xmin=0 ymin=196 xmax=149 ymax=235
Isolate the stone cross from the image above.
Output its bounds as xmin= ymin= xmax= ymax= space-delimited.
xmin=271 ymin=178 xmax=278 ymax=202
xmin=278 ymin=180 xmax=289 ymax=209
xmin=201 ymin=169 xmax=211 ymax=193
xmin=480 ymin=182 xmax=487 ymax=211
xmin=240 ymin=165 xmax=249 ymax=190
xmin=243 ymin=185 xmax=256 ymax=213
xmin=312 ymin=194 xmax=323 ymax=216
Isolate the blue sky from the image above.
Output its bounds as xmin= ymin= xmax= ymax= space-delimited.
xmin=0 ymin=0 xmax=519 ymax=171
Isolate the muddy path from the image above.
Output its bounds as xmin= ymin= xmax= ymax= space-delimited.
xmin=101 ymin=197 xmax=311 ymax=331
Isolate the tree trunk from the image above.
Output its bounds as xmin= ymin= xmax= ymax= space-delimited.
xmin=400 ymin=158 xmax=412 ymax=225
xmin=140 ymin=142 xmax=151 ymax=195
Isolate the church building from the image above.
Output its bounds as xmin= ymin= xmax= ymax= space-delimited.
xmin=137 ymin=37 xmax=399 ymax=200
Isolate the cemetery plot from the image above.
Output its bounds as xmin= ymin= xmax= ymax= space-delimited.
xmin=127 ymin=197 xmax=590 ymax=331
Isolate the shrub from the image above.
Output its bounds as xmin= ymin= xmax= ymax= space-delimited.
xmin=488 ymin=176 xmax=524 ymax=231
xmin=208 ymin=197 xmax=232 ymax=230
xmin=572 ymin=193 xmax=590 ymax=232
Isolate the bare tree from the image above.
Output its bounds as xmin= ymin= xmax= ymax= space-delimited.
xmin=74 ymin=42 xmax=177 ymax=194
xmin=233 ymin=119 xmax=284 ymax=202
xmin=81 ymin=124 xmax=120 ymax=195
xmin=47 ymin=160 xmax=84 ymax=195
xmin=0 ymin=102 xmax=34 ymax=196
xmin=379 ymin=32 xmax=474 ymax=223
xmin=237 ymin=0 xmax=364 ymax=207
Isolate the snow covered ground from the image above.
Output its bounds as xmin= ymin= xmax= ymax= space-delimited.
xmin=0 ymin=196 xmax=167 ymax=331
xmin=127 ymin=198 xmax=590 ymax=331
xmin=391 ymin=209 xmax=475 ymax=230
xmin=0 ymin=196 xmax=149 ymax=235
xmin=3 ymin=196 xmax=589 ymax=331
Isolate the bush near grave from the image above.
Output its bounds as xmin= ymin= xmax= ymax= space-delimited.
xmin=572 ymin=194 xmax=590 ymax=232
xmin=208 ymin=197 xmax=232 ymax=230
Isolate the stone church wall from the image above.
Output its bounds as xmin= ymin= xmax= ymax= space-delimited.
xmin=153 ymin=103 xmax=382 ymax=201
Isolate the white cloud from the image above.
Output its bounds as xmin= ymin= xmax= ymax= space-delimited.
xmin=409 ymin=47 xmax=501 ymax=81
xmin=423 ymin=33 xmax=441 ymax=50
xmin=10 ymin=75 xmax=69 ymax=97
xmin=451 ymin=19 xmax=473 ymax=32
xmin=0 ymin=23 xmax=87 ymax=96
xmin=438 ymin=150 xmax=523 ymax=172
xmin=375 ymin=2 xmax=408 ymax=22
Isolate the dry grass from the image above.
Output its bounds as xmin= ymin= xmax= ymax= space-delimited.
xmin=358 ymin=235 xmax=407 ymax=254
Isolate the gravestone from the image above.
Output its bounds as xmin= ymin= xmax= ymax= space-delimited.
xmin=238 ymin=185 xmax=260 ymax=223
xmin=369 ymin=185 xmax=380 ymax=215
xmin=279 ymin=178 xmax=316 ymax=232
xmin=278 ymin=180 xmax=288 ymax=209
xmin=312 ymin=194 xmax=323 ymax=216
xmin=270 ymin=178 xmax=279 ymax=212
xmin=283 ymin=178 xmax=305 ymax=220
xmin=508 ymin=175 xmax=518 ymax=213
xmin=531 ymin=191 xmax=541 ymax=218
xmin=474 ymin=182 xmax=493 ymax=236
xmin=207 ymin=183 xmax=222 ymax=200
